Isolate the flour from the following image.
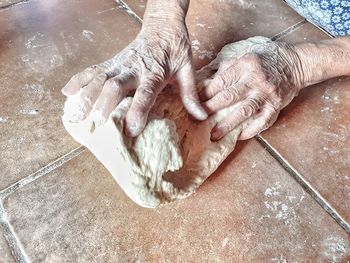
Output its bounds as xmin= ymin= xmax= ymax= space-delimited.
xmin=62 ymin=36 xmax=271 ymax=207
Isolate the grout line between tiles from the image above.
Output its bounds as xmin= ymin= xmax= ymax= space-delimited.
xmin=256 ymin=135 xmax=350 ymax=235
xmin=115 ymin=0 xmax=142 ymax=24
xmin=0 ymin=201 xmax=28 ymax=263
xmin=0 ymin=0 xmax=29 ymax=11
xmin=0 ymin=146 xmax=86 ymax=200
xmin=271 ymin=20 xmax=307 ymax=41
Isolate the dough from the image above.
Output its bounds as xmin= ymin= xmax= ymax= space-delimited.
xmin=62 ymin=36 xmax=271 ymax=208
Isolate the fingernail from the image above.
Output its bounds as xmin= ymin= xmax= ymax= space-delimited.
xmin=211 ymin=128 xmax=222 ymax=141
xmin=185 ymin=98 xmax=208 ymax=120
xmin=125 ymin=120 xmax=139 ymax=137
xmin=61 ymin=86 xmax=69 ymax=96
xmin=195 ymin=107 xmax=208 ymax=120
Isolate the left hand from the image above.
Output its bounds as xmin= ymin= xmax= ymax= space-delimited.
xmin=199 ymin=41 xmax=304 ymax=141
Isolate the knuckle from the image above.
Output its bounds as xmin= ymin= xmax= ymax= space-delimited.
xmin=264 ymin=83 xmax=277 ymax=93
xmin=238 ymin=106 xmax=251 ymax=118
xmin=104 ymin=79 xmax=120 ymax=92
xmin=239 ymin=100 xmax=259 ymax=117
xmin=267 ymin=95 xmax=283 ymax=110
xmin=220 ymin=89 xmax=235 ymax=104
xmin=241 ymin=54 xmax=260 ymax=67
xmin=248 ymin=97 xmax=262 ymax=111
xmin=216 ymin=74 xmax=229 ymax=89
xmin=139 ymin=78 xmax=158 ymax=93
xmin=219 ymin=122 xmax=234 ymax=134
xmin=86 ymin=65 xmax=100 ymax=75
xmin=95 ymin=74 xmax=107 ymax=82
xmin=139 ymin=86 xmax=155 ymax=99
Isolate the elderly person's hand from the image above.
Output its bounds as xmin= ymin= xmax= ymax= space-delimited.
xmin=201 ymin=37 xmax=350 ymax=141
xmin=200 ymin=41 xmax=303 ymax=141
xmin=62 ymin=0 xmax=207 ymax=137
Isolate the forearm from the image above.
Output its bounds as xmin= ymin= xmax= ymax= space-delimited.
xmin=295 ymin=36 xmax=350 ymax=88
xmin=143 ymin=0 xmax=190 ymax=26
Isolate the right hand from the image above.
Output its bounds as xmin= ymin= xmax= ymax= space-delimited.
xmin=62 ymin=15 xmax=207 ymax=137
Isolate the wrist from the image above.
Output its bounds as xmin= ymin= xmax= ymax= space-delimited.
xmin=143 ymin=0 xmax=188 ymax=27
xmin=293 ymin=43 xmax=326 ymax=88
xmin=273 ymin=42 xmax=306 ymax=92
xmin=293 ymin=38 xmax=350 ymax=88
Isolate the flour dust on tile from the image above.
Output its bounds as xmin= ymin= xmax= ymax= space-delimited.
xmin=321 ymin=235 xmax=350 ymax=263
xmin=81 ymin=30 xmax=95 ymax=42
xmin=21 ymin=33 xmax=64 ymax=74
xmin=191 ymin=39 xmax=215 ymax=60
xmin=260 ymin=181 xmax=305 ymax=226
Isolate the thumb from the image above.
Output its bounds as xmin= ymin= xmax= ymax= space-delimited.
xmin=177 ymin=62 xmax=208 ymax=120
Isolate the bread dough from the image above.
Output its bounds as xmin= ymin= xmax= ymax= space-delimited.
xmin=62 ymin=36 xmax=271 ymax=208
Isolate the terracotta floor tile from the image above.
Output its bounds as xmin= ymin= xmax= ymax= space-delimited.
xmin=0 ymin=227 xmax=15 ymax=263
xmin=277 ymin=21 xmax=329 ymax=43
xmin=3 ymin=140 xmax=350 ymax=262
xmin=0 ymin=0 xmax=141 ymax=189
xmin=261 ymin=23 xmax=350 ymax=223
xmin=121 ymin=0 xmax=304 ymax=68
xmin=119 ymin=0 xmax=146 ymax=18
xmin=0 ymin=0 xmax=22 ymax=8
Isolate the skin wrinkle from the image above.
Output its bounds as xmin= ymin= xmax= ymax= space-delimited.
xmin=62 ymin=0 xmax=350 ymax=141
xmin=205 ymin=41 xmax=303 ymax=141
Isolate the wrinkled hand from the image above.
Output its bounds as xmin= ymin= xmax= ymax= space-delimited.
xmin=62 ymin=20 xmax=207 ymax=137
xmin=200 ymin=41 xmax=304 ymax=141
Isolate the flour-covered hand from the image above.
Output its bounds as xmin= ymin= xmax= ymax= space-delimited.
xmin=200 ymin=41 xmax=304 ymax=141
xmin=62 ymin=2 xmax=207 ymax=137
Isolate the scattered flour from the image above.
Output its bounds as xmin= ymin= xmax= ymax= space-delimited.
xmin=251 ymin=161 xmax=257 ymax=168
xmin=264 ymin=182 xmax=281 ymax=197
xmin=0 ymin=116 xmax=8 ymax=123
xmin=81 ymin=30 xmax=94 ymax=42
xmin=191 ymin=39 xmax=215 ymax=60
xmin=271 ymin=256 xmax=288 ymax=263
xmin=221 ymin=237 xmax=229 ymax=247
xmin=261 ymin=182 xmax=304 ymax=226
xmin=19 ymin=108 xmax=39 ymax=115
xmin=21 ymin=32 xmax=64 ymax=74
xmin=321 ymin=235 xmax=350 ymax=263
xmin=24 ymin=32 xmax=45 ymax=49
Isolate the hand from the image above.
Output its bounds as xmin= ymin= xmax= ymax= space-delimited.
xmin=62 ymin=15 xmax=207 ymax=137
xmin=200 ymin=41 xmax=304 ymax=141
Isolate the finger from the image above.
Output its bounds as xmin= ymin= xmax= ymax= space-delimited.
xmin=210 ymin=96 xmax=262 ymax=141
xmin=202 ymin=85 xmax=247 ymax=114
xmin=238 ymin=107 xmax=278 ymax=140
xmin=125 ymin=78 xmax=161 ymax=137
xmin=199 ymin=65 xmax=237 ymax=101
xmin=78 ymin=74 xmax=107 ymax=120
xmin=216 ymin=59 xmax=236 ymax=74
xmin=93 ymin=74 xmax=134 ymax=120
xmin=198 ymin=79 xmax=213 ymax=101
xmin=62 ymin=65 xmax=104 ymax=96
xmin=177 ymin=62 xmax=208 ymax=120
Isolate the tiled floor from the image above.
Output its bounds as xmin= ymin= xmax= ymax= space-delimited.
xmin=0 ymin=0 xmax=140 ymax=189
xmin=261 ymin=23 xmax=350 ymax=224
xmin=0 ymin=0 xmax=349 ymax=262
xmin=2 ymin=140 xmax=350 ymax=262
xmin=0 ymin=227 xmax=15 ymax=263
xmin=122 ymin=0 xmax=305 ymax=68
xmin=0 ymin=0 xmax=23 ymax=8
